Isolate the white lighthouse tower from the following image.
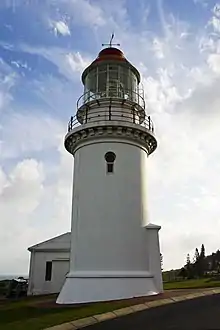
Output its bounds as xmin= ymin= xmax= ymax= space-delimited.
xmin=57 ymin=43 xmax=163 ymax=304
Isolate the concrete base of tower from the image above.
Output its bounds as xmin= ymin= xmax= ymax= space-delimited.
xmin=56 ymin=271 xmax=161 ymax=304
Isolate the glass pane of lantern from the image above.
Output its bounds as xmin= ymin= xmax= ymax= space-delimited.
xmin=96 ymin=64 xmax=106 ymax=97
xmin=119 ymin=66 xmax=129 ymax=99
xmin=84 ymin=69 xmax=97 ymax=101
xmin=83 ymin=62 xmax=139 ymax=104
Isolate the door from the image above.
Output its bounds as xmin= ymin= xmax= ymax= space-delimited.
xmin=51 ymin=260 xmax=70 ymax=293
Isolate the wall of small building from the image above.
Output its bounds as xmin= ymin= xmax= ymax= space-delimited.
xmin=28 ymin=251 xmax=70 ymax=295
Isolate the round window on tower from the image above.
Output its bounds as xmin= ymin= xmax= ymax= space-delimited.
xmin=104 ymin=152 xmax=116 ymax=174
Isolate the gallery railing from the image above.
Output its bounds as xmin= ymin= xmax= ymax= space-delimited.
xmin=77 ymin=89 xmax=146 ymax=111
xmin=67 ymin=107 xmax=155 ymax=134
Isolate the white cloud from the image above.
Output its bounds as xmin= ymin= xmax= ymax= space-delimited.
xmin=55 ymin=0 xmax=105 ymax=28
xmin=209 ymin=16 xmax=220 ymax=33
xmin=194 ymin=0 xmax=208 ymax=7
xmin=151 ymin=38 xmax=165 ymax=59
xmin=207 ymin=53 xmax=220 ymax=73
xmin=66 ymin=52 xmax=90 ymax=73
xmin=49 ymin=20 xmax=71 ymax=36
xmin=147 ymin=68 xmax=220 ymax=268
xmin=213 ymin=3 xmax=220 ymax=17
xmin=20 ymin=44 xmax=92 ymax=82
xmin=1 ymin=159 xmax=44 ymax=214
xmin=0 ymin=128 xmax=72 ymax=275
xmin=0 ymin=59 xmax=17 ymax=112
xmin=0 ymin=159 xmax=45 ymax=273
xmin=0 ymin=112 xmax=65 ymax=159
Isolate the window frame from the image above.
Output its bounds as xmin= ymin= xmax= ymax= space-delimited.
xmin=105 ymin=152 xmax=116 ymax=174
xmin=45 ymin=261 xmax=52 ymax=282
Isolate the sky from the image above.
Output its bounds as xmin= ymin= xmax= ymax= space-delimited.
xmin=0 ymin=0 xmax=220 ymax=275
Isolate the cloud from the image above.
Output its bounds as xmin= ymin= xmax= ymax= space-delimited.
xmin=213 ymin=3 xmax=220 ymax=17
xmin=0 ymin=59 xmax=17 ymax=112
xmin=209 ymin=16 xmax=220 ymax=33
xmin=193 ymin=0 xmax=208 ymax=7
xmin=1 ymin=159 xmax=44 ymax=214
xmin=0 ymin=111 xmax=65 ymax=159
xmin=49 ymin=20 xmax=71 ymax=36
xmin=45 ymin=0 xmax=106 ymax=29
xmin=20 ymin=44 xmax=92 ymax=82
xmin=147 ymin=70 xmax=220 ymax=267
xmin=66 ymin=52 xmax=90 ymax=73
xmin=0 ymin=158 xmax=45 ymax=273
xmin=151 ymin=38 xmax=165 ymax=59
xmin=0 ymin=125 xmax=72 ymax=275
xmin=64 ymin=0 xmax=106 ymax=28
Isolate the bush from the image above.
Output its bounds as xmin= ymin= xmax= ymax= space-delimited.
xmin=0 ymin=280 xmax=10 ymax=295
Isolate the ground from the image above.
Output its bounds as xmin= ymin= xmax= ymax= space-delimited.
xmin=86 ymin=293 xmax=220 ymax=330
xmin=0 ymin=278 xmax=220 ymax=330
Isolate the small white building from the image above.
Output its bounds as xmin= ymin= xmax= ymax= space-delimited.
xmin=27 ymin=233 xmax=70 ymax=296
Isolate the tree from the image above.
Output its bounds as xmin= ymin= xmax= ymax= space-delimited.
xmin=178 ymin=267 xmax=187 ymax=279
xmin=185 ymin=253 xmax=194 ymax=279
xmin=186 ymin=253 xmax=191 ymax=265
xmin=194 ymin=248 xmax=200 ymax=263
xmin=216 ymin=250 xmax=220 ymax=262
xmin=211 ymin=253 xmax=216 ymax=271
xmin=192 ymin=248 xmax=200 ymax=277
xmin=200 ymin=244 xmax=205 ymax=259
xmin=199 ymin=244 xmax=206 ymax=277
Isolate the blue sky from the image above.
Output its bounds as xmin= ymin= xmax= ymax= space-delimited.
xmin=1 ymin=0 xmax=220 ymax=274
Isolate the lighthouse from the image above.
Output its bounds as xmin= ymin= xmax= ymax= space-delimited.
xmin=57 ymin=42 xmax=163 ymax=304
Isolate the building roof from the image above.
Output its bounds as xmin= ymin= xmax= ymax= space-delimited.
xmin=28 ymin=232 xmax=71 ymax=252
xmin=92 ymin=47 xmax=126 ymax=64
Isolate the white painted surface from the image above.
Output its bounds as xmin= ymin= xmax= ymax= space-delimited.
xmin=51 ymin=260 xmax=69 ymax=293
xmin=71 ymin=140 xmax=149 ymax=272
xmin=79 ymin=103 xmax=143 ymax=125
xmin=58 ymin=137 xmax=163 ymax=303
xmin=146 ymin=224 xmax=163 ymax=293
xmin=28 ymin=233 xmax=70 ymax=295
xmin=57 ymin=276 xmax=158 ymax=304
xmin=28 ymin=251 xmax=70 ymax=295
xmin=28 ymin=232 xmax=71 ymax=251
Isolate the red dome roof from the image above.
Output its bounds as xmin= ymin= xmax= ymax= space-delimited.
xmin=93 ymin=47 xmax=126 ymax=63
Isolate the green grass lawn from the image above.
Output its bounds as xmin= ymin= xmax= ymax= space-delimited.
xmin=164 ymin=277 xmax=220 ymax=290
xmin=1 ymin=278 xmax=220 ymax=330
xmin=0 ymin=295 xmax=145 ymax=330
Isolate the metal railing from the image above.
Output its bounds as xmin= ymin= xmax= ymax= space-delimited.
xmin=77 ymin=89 xmax=146 ymax=111
xmin=67 ymin=108 xmax=154 ymax=133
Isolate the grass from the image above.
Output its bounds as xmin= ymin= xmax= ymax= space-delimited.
xmin=1 ymin=278 xmax=220 ymax=330
xmin=164 ymin=277 xmax=220 ymax=290
xmin=0 ymin=295 xmax=143 ymax=330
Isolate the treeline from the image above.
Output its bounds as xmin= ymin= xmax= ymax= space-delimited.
xmin=178 ymin=244 xmax=220 ymax=279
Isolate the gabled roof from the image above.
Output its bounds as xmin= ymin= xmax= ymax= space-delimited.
xmin=28 ymin=232 xmax=71 ymax=252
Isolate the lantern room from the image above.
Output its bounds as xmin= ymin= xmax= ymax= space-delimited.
xmin=81 ymin=47 xmax=141 ymax=103
xmin=74 ymin=47 xmax=149 ymax=127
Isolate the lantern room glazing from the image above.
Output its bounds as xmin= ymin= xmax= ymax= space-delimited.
xmin=79 ymin=48 xmax=145 ymax=109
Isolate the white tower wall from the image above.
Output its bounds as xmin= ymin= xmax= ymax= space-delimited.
xmin=57 ymin=134 xmax=162 ymax=304
xmin=70 ymin=140 xmax=149 ymax=273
